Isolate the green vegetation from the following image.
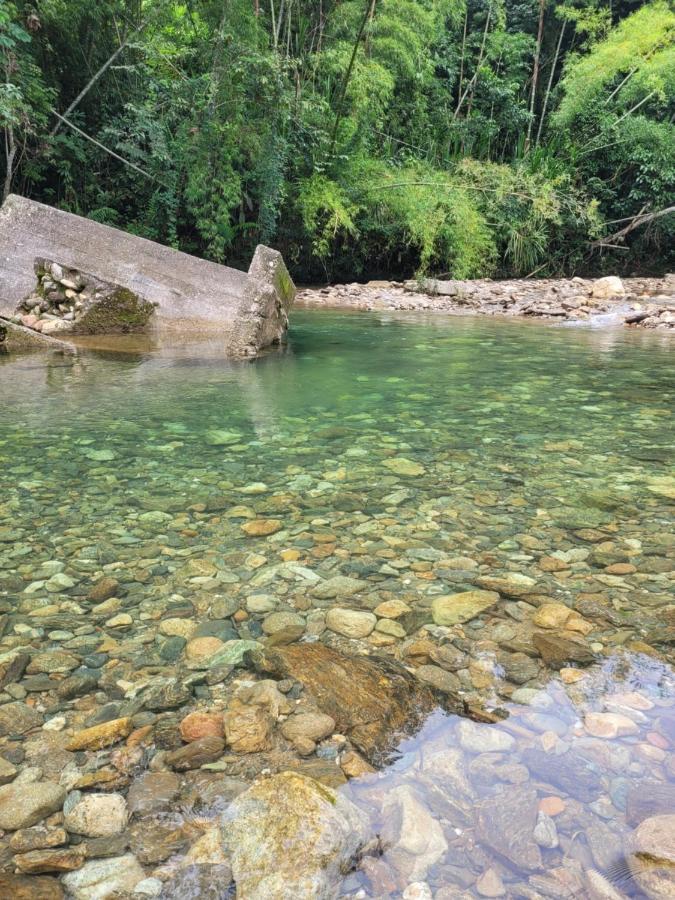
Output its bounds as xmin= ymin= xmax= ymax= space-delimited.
xmin=1 ymin=0 xmax=673 ymax=280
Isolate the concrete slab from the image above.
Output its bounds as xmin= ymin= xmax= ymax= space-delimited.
xmin=0 ymin=195 xmax=295 ymax=356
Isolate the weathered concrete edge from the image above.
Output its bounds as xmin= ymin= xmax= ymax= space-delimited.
xmin=244 ymin=245 xmax=297 ymax=353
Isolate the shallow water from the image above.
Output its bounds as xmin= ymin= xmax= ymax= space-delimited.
xmin=0 ymin=310 xmax=673 ymax=898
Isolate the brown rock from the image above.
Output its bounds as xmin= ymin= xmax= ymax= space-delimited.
xmin=0 ymin=652 xmax=30 ymax=690
xmin=87 ymin=577 xmax=119 ymax=602
xmin=10 ymin=826 xmax=67 ymax=853
xmin=532 ymin=632 xmax=595 ymax=669
xmin=164 ymin=735 xmax=225 ymax=770
xmin=179 ymin=711 xmax=224 ymax=743
xmin=629 ymin=814 xmax=675 ymax=900
xmin=129 ymin=817 xmax=189 ymax=864
xmin=585 ymin=712 xmax=639 ymax=739
xmin=14 ymin=847 xmax=86 ymax=874
xmin=281 ymin=712 xmax=336 ymax=744
xmin=340 ymin=750 xmax=375 ymax=779
xmin=253 ymin=642 xmax=438 ymax=764
xmin=66 ymin=717 xmax=133 ymax=751
xmin=0 ymin=701 xmax=43 ymax=736
xmin=127 ymin=772 xmax=181 ymax=816
xmin=224 ymin=700 xmax=273 ymax=753
xmin=538 ymin=797 xmax=565 ymax=817
xmin=0 ymin=874 xmax=64 ymax=899
xmin=241 ymin=519 xmax=282 ymax=536
xmin=184 ymin=636 xmax=225 ymax=663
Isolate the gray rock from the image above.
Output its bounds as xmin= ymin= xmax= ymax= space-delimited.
xmin=0 ymin=781 xmax=66 ymax=830
xmin=312 ymin=576 xmax=368 ymax=599
xmin=381 ymin=784 xmax=447 ymax=881
xmin=457 ymin=719 xmax=515 ymax=754
xmin=476 ymin=785 xmax=542 ymax=872
xmin=0 ymin=701 xmax=44 ymax=736
xmin=414 ymin=664 xmax=461 ymax=695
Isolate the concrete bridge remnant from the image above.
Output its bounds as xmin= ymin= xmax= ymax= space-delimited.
xmin=0 ymin=194 xmax=295 ymax=356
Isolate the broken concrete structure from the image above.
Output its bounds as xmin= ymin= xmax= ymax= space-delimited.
xmin=0 ymin=194 xmax=295 ymax=355
xmin=16 ymin=259 xmax=156 ymax=337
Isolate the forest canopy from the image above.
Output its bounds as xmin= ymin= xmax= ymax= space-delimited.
xmin=1 ymin=0 xmax=673 ymax=281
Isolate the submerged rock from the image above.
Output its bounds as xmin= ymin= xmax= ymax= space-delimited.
xmin=382 ymin=784 xmax=447 ymax=880
xmin=222 ymin=771 xmax=369 ymax=899
xmin=61 ymin=853 xmax=145 ymax=899
xmin=0 ymin=781 xmax=65 ymax=831
xmin=431 ymin=590 xmax=500 ymax=626
xmin=253 ymin=642 xmax=439 ymax=763
xmin=476 ymin=785 xmax=542 ymax=872
xmin=629 ymin=814 xmax=675 ymax=899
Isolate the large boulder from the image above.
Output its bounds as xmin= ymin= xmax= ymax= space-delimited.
xmin=591 ymin=276 xmax=625 ymax=300
xmin=252 ymin=642 xmax=441 ymax=763
xmin=222 ymin=771 xmax=370 ymax=899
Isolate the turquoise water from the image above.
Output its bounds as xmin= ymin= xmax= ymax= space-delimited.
xmin=0 ymin=310 xmax=673 ymax=897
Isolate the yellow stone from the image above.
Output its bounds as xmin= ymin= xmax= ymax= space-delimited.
xmin=66 ymin=717 xmax=133 ymax=751
xmin=280 ymin=548 xmax=302 ymax=561
xmin=241 ymin=519 xmax=282 ymax=537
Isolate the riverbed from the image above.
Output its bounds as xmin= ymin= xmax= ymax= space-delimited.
xmin=0 ymin=309 xmax=673 ymax=898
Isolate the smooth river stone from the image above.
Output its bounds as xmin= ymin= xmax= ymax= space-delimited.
xmin=62 ymin=854 xmax=145 ymax=899
xmin=431 ymin=590 xmax=500 ymax=626
xmin=457 ymin=719 xmax=515 ymax=753
xmin=476 ymin=573 xmax=538 ymax=598
xmin=0 ymin=782 xmax=66 ymax=830
xmin=64 ymin=793 xmax=127 ymax=837
xmin=325 ymin=608 xmax=376 ymax=638
xmin=383 ymin=457 xmax=426 ymax=476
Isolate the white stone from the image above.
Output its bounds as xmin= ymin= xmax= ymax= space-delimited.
xmin=591 ymin=276 xmax=625 ymax=299
xmin=64 ymin=792 xmax=128 ymax=837
xmin=62 ymin=854 xmax=146 ymax=900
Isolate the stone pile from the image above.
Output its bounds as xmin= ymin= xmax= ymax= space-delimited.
xmin=298 ymin=273 xmax=675 ymax=329
xmin=14 ymin=259 xmax=156 ymax=336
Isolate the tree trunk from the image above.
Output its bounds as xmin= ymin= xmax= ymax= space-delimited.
xmin=525 ymin=0 xmax=546 ymax=152
xmin=329 ymin=0 xmax=375 ymax=154
xmin=3 ymin=124 xmax=17 ymax=201
xmin=535 ymin=19 xmax=565 ymax=146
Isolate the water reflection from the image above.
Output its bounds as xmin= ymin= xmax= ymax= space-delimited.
xmin=339 ymin=651 xmax=674 ymax=898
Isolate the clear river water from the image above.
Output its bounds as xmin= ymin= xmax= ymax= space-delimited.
xmin=0 ymin=309 xmax=673 ymax=899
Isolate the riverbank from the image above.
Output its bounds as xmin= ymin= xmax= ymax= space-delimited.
xmin=298 ymin=274 xmax=675 ymax=330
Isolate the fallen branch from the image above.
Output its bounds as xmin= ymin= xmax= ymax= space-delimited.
xmin=49 ymin=109 xmax=156 ymax=181
xmin=591 ymin=205 xmax=675 ymax=248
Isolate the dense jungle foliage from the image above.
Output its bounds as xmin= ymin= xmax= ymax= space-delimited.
xmin=1 ymin=0 xmax=673 ymax=281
